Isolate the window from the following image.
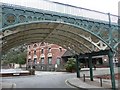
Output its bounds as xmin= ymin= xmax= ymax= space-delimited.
xmin=56 ymin=58 xmax=61 ymax=65
xmin=28 ymin=52 xmax=31 ymax=55
xmin=41 ymin=42 xmax=44 ymax=46
xmin=48 ymin=57 xmax=52 ymax=64
xmin=34 ymin=50 xmax=36 ymax=55
xmin=28 ymin=59 xmax=32 ymax=65
xmin=59 ymin=48 xmax=62 ymax=52
xmin=33 ymin=44 xmax=37 ymax=48
xmin=48 ymin=48 xmax=51 ymax=52
xmin=41 ymin=58 xmax=44 ymax=64
xmin=28 ymin=59 xmax=31 ymax=62
xmin=34 ymin=58 xmax=37 ymax=64
xmin=41 ymin=48 xmax=44 ymax=54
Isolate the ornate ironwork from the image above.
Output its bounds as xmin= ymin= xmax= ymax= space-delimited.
xmin=0 ymin=3 xmax=119 ymax=54
xmin=5 ymin=14 xmax=16 ymax=24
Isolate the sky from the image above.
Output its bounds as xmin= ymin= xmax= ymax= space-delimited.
xmin=0 ymin=0 xmax=119 ymax=15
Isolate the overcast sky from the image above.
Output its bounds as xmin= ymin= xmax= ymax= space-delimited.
xmin=0 ymin=0 xmax=119 ymax=15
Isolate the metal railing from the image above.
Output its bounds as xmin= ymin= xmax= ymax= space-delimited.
xmin=0 ymin=0 xmax=119 ymax=24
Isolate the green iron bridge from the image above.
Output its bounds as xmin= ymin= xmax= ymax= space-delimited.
xmin=0 ymin=0 xmax=119 ymax=89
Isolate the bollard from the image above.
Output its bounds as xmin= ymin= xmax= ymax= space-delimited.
xmin=83 ymin=74 xmax=85 ymax=82
xmin=100 ymin=77 xmax=102 ymax=87
xmin=29 ymin=69 xmax=35 ymax=75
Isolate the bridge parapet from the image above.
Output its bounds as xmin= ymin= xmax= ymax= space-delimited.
xmin=0 ymin=3 xmax=118 ymax=27
xmin=0 ymin=1 xmax=118 ymax=24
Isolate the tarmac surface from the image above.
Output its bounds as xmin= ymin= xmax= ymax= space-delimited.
xmin=0 ymin=67 xmax=119 ymax=89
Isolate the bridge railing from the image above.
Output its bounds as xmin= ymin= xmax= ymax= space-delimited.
xmin=0 ymin=0 xmax=119 ymax=24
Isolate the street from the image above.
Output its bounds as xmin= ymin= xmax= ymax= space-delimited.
xmin=2 ymin=71 xmax=76 ymax=88
xmin=2 ymin=68 xmax=118 ymax=89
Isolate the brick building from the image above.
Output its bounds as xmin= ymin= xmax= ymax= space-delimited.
xmin=26 ymin=42 xmax=66 ymax=71
xmin=26 ymin=42 xmax=119 ymax=71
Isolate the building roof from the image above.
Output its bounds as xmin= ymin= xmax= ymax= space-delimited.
xmin=62 ymin=50 xmax=74 ymax=57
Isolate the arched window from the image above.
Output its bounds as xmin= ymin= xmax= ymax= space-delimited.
xmin=28 ymin=52 xmax=31 ymax=55
xmin=34 ymin=50 xmax=36 ymax=55
xmin=34 ymin=58 xmax=37 ymax=64
xmin=59 ymin=47 xmax=62 ymax=52
xmin=48 ymin=48 xmax=51 ymax=52
xmin=41 ymin=48 xmax=44 ymax=54
xmin=41 ymin=42 xmax=44 ymax=46
xmin=33 ymin=44 xmax=37 ymax=48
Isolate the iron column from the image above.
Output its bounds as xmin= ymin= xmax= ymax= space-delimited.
xmin=88 ymin=55 xmax=93 ymax=81
xmin=108 ymin=50 xmax=116 ymax=90
xmin=76 ymin=55 xmax=80 ymax=78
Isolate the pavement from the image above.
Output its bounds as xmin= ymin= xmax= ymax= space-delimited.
xmin=66 ymin=77 xmax=118 ymax=90
xmin=67 ymin=67 xmax=119 ymax=90
xmin=0 ymin=67 xmax=119 ymax=89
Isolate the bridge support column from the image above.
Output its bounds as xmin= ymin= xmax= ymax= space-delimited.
xmin=79 ymin=58 xmax=81 ymax=78
xmin=76 ymin=55 xmax=80 ymax=78
xmin=88 ymin=55 xmax=93 ymax=81
xmin=108 ymin=50 xmax=116 ymax=90
xmin=0 ymin=36 xmax=2 ymax=59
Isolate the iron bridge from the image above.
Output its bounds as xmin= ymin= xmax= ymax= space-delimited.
xmin=0 ymin=1 xmax=119 ymax=89
xmin=0 ymin=1 xmax=119 ymax=54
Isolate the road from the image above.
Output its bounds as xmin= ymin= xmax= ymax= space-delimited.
xmin=2 ymin=71 xmax=77 ymax=88
xmin=2 ymin=68 xmax=118 ymax=88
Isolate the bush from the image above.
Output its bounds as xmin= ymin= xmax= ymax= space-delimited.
xmin=65 ymin=58 xmax=76 ymax=72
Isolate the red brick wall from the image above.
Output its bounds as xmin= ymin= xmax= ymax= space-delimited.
xmin=27 ymin=43 xmax=66 ymax=65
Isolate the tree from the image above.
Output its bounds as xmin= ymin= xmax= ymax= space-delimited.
xmin=2 ymin=45 xmax=27 ymax=68
xmin=16 ymin=52 xmax=26 ymax=68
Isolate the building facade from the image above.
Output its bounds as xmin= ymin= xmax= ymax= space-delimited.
xmin=26 ymin=42 xmax=66 ymax=71
xmin=26 ymin=42 xmax=119 ymax=71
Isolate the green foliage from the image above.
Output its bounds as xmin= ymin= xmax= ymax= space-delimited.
xmin=17 ymin=52 xmax=26 ymax=65
xmin=64 ymin=58 xmax=85 ymax=72
xmin=65 ymin=58 xmax=76 ymax=72
xmin=2 ymin=46 xmax=27 ymax=66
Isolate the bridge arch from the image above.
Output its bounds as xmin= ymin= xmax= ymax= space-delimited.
xmin=1 ymin=21 xmax=113 ymax=54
